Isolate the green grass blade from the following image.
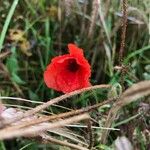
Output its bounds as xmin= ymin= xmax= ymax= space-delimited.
xmin=113 ymin=113 xmax=141 ymax=127
xmin=0 ymin=0 xmax=19 ymax=52
xmin=19 ymin=142 xmax=34 ymax=150
xmin=124 ymin=45 xmax=150 ymax=64
xmin=0 ymin=141 xmax=6 ymax=150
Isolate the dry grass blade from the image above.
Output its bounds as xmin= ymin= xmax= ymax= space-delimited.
xmin=104 ymin=0 xmax=111 ymax=19
xmin=0 ymin=113 xmax=90 ymax=140
xmin=88 ymin=0 xmax=99 ymax=38
xmin=50 ymin=128 xmax=88 ymax=146
xmin=87 ymin=120 xmax=93 ymax=149
xmin=0 ymin=84 xmax=110 ymax=128
xmin=98 ymin=0 xmax=111 ymax=45
xmin=2 ymin=97 xmax=72 ymax=111
xmin=0 ymin=51 xmax=11 ymax=59
xmin=0 ymin=98 xmax=115 ymax=134
xmin=101 ymin=80 xmax=150 ymax=144
xmin=120 ymin=81 xmax=150 ymax=103
xmin=41 ymin=134 xmax=89 ymax=150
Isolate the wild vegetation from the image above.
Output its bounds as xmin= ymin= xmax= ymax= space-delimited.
xmin=0 ymin=0 xmax=150 ymax=149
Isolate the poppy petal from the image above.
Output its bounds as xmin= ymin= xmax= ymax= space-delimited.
xmin=68 ymin=43 xmax=84 ymax=57
xmin=44 ymin=44 xmax=91 ymax=93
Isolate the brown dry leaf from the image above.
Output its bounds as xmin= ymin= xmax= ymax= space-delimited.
xmin=9 ymin=29 xmax=32 ymax=57
xmin=9 ymin=29 xmax=24 ymax=41
xmin=48 ymin=6 xmax=58 ymax=19
xmin=19 ymin=38 xmax=32 ymax=57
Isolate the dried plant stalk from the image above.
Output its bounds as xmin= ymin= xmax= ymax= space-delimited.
xmin=101 ymin=80 xmax=150 ymax=144
xmin=119 ymin=0 xmax=127 ymax=64
xmin=98 ymin=0 xmax=111 ymax=45
xmin=64 ymin=0 xmax=74 ymax=16
xmin=0 ymin=51 xmax=11 ymax=59
xmin=88 ymin=0 xmax=99 ymax=38
xmin=119 ymin=0 xmax=128 ymax=90
xmin=0 ymin=84 xmax=110 ymax=128
xmin=0 ymin=114 xmax=90 ymax=140
xmin=0 ymin=97 xmax=115 ymax=134
xmin=41 ymin=134 xmax=88 ymax=150
xmin=87 ymin=120 xmax=93 ymax=149
xmin=80 ymin=1 xmax=88 ymax=37
xmin=104 ymin=0 xmax=111 ymax=19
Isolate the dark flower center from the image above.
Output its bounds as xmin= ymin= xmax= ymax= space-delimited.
xmin=67 ymin=59 xmax=79 ymax=72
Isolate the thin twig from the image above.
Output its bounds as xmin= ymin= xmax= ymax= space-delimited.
xmin=0 ymin=84 xmax=110 ymax=128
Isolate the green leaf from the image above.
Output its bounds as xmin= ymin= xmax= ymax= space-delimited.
xmin=28 ymin=90 xmax=39 ymax=101
xmin=11 ymin=72 xmax=25 ymax=84
xmin=6 ymin=56 xmax=18 ymax=74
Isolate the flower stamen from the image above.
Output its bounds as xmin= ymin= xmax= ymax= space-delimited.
xmin=67 ymin=59 xmax=79 ymax=72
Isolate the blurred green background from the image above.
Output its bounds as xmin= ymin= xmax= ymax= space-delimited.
xmin=0 ymin=0 xmax=149 ymax=149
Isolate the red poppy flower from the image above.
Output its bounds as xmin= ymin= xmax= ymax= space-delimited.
xmin=44 ymin=44 xmax=91 ymax=93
